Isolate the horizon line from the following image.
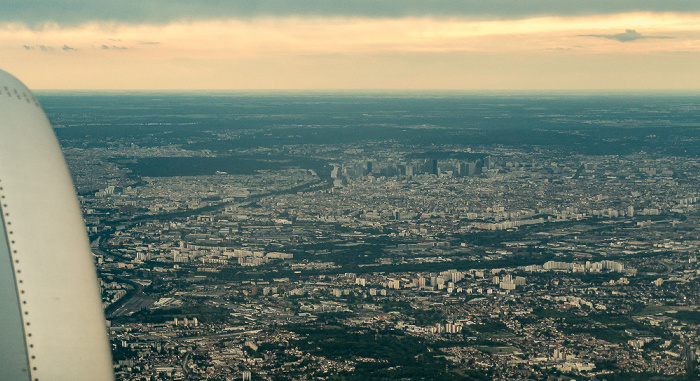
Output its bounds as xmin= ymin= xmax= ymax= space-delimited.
xmin=34 ymin=88 xmax=700 ymax=94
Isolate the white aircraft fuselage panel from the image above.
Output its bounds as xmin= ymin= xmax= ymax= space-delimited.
xmin=0 ymin=69 xmax=114 ymax=381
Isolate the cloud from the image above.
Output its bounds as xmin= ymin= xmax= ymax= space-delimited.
xmin=22 ymin=44 xmax=78 ymax=51
xmin=2 ymin=0 xmax=700 ymax=26
xmin=583 ymin=29 xmax=673 ymax=42
xmin=101 ymin=44 xmax=128 ymax=50
xmin=22 ymin=44 xmax=57 ymax=51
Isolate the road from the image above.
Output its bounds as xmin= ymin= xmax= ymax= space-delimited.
xmin=93 ymin=238 xmax=155 ymax=318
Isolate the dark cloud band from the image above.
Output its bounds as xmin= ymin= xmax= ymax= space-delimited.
xmin=2 ymin=0 xmax=700 ymax=26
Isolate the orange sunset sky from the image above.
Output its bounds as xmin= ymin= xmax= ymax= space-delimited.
xmin=2 ymin=1 xmax=700 ymax=90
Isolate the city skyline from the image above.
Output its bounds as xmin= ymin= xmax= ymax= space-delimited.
xmin=1 ymin=2 xmax=700 ymax=90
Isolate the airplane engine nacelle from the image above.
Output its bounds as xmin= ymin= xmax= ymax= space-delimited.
xmin=0 ymin=69 xmax=114 ymax=381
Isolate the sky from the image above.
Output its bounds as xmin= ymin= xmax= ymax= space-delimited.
xmin=1 ymin=1 xmax=700 ymax=90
